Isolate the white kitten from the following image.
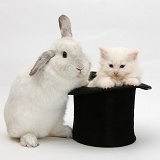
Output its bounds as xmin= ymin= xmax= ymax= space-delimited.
xmin=88 ymin=47 xmax=142 ymax=88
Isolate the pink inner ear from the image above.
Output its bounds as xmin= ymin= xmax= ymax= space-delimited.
xmin=133 ymin=52 xmax=138 ymax=60
xmin=99 ymin=47 xmax=108 ymax=59
xmin=128 ymin=50 xmax=138 ymax=61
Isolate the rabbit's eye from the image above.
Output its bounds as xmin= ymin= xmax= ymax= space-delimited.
xmin=62 ymin=51 xmax=67 ymax=58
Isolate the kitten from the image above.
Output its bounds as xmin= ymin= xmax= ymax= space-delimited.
xmin=88 ymin=47 xmax=142 ymax=88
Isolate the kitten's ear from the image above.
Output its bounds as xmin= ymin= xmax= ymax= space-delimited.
xmin=99 ymin=47 xmax=109 ymax=59
xmin=128 ymin=50 xmax=139 ymax=61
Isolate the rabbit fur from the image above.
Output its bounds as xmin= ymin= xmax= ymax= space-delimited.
xmin=4 ymin=15 xmax=91 ymax=147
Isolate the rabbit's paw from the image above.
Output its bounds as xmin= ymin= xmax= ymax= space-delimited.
xmin=125 ymin=78 xmax=141 ymax=86
xmin=20 ymin=133 xmax=39 ymax=148
xmin=58 ymin=125 xmax=72 ymax=138
xmin=87 ymin=80 xmax=95 ymax=87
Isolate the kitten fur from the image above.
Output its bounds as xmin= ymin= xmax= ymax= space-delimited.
xmin=88 ymin=47 xmax=142 ymax=88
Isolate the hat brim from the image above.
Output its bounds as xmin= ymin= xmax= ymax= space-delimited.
xmin=69 ymin=83 xmax=151 ymax=95
xmin=69 ymin=71 xmax=151 ymax=95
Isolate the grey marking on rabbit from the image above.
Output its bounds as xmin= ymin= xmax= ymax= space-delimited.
xmin=59 ymin=15 xmax=72 ymax=38
xmin=29 ymin=50 xmax=55 ymax=76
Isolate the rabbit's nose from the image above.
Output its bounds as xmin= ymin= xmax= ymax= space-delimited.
xmin=76 ymin=68 xmax=83 ymax=73
xmin=76 ymin=68 xmax=81 ymax=71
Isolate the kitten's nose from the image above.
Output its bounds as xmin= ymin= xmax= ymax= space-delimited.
xmin=114 ymin=71 xmax=119 ymax=75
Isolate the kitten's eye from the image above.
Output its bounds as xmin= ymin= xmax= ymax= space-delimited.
xmin=62 ymin=51 xmax=67 ymax=58
xmin=109 ymin=64 xmax=114 ymax=68
xmin=120 ymin=65 xmax=125 ymax=68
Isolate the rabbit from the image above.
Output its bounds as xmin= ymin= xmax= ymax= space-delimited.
xmin=4 ymin=15 xmax=91 ymax=147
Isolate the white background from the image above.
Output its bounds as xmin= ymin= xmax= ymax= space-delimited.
xmin=0 ymin=0 xmax=160 ymax=159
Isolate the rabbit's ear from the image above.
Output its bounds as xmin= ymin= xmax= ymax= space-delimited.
xmin=29 ymin=50 xmax=55 ymax=76
xmin=59 ymin=15 xmax=72 ymax=38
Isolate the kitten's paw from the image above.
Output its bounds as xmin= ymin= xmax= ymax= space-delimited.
xmin=99 ymin=79 xmax=115 ymax=89
xmin=125 ymin=78 xmax=141 ymax=86
xmin=20 ymin=133 xmax=39 ymax=148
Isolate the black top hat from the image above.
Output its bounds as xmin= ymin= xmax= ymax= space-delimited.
xmin=69 ymin=72 xmax=151 ymax=147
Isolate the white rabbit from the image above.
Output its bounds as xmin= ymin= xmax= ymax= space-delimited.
xmin=4 ymin=15 xmax=91 ymax=147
